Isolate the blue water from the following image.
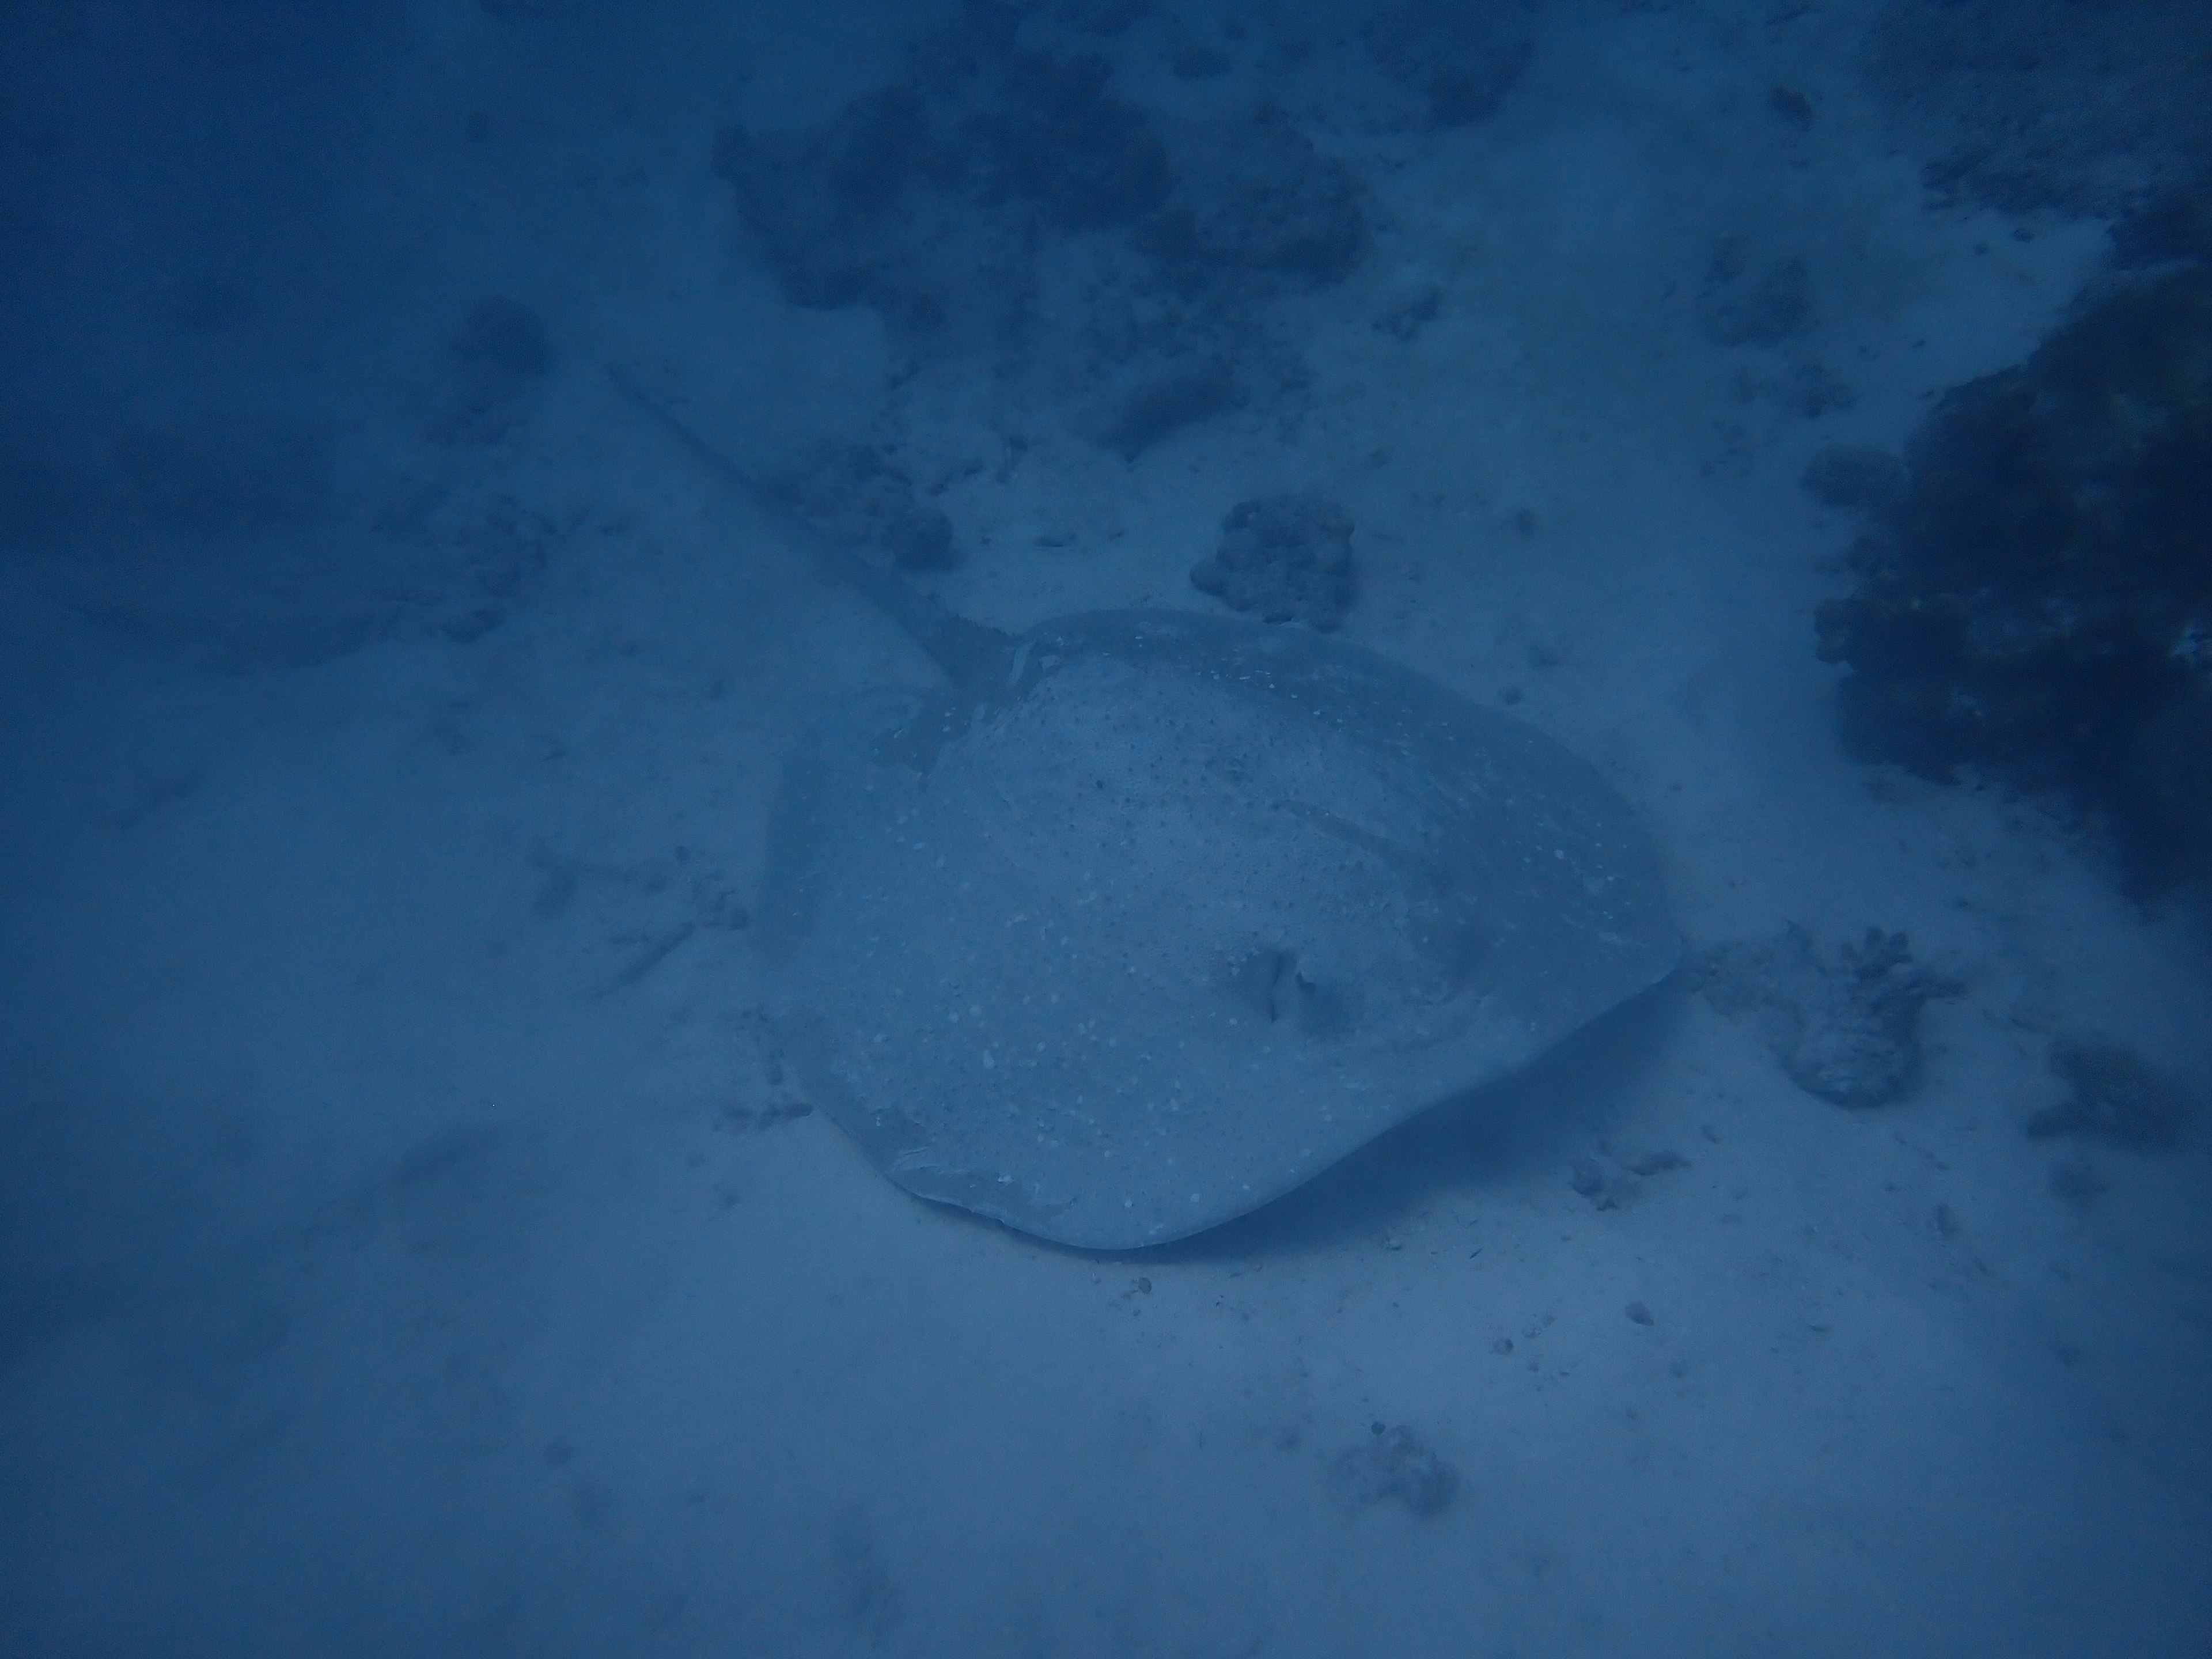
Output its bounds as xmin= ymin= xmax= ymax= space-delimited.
xmin=3 ymin=3 xmax=2207 ymax=1655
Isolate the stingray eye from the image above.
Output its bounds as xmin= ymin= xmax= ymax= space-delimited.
xmin=1223 ymin=946 xmax=1296 ymax=1024
xmin=1221 ymin=948 xmax=1354 ymax=1039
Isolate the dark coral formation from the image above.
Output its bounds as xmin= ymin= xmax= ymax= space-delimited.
xmin=708 ymin=3 xmax=1363 ymax=459
xmin=711 ymin=43 xmax=1171 ymax=332
xmin=2029 ymin=1039 xmax=2195 ymax=1150
xmin=1814 ymin=268 xmax=2212 ymax=887
xmin=1330 ymin=1423 xmax=1459 ymax=1518
xmin=1802 ymin=444 xmax=1909 ymax=514
xmin=1190 ymin=494 xmax=1355 ymax=630
xmin=1135 ymin=107 xmax=1366 ymax=286
xmin=1864 ymin=0 xmax=2212 ymax=214
xmin=1362 ymin=0 xmax=1536 ymax=129
xmin=1698 ymin=926 xmax=1955 ymax=1108
xmin=711 ymin=9 xmax=1364 ymax=335
xmin=2110 ymin=169 xmax=2212 ymax=271
xmin=1569 ymin=1147 xmax=1689 ymax=1213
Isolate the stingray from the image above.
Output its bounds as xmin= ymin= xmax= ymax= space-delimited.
xmin=615 ymin=373 xmax=1679 ymax=1249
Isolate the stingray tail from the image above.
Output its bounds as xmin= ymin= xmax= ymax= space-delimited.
xmin=605 ymin=365 xmax=1016 ymax=694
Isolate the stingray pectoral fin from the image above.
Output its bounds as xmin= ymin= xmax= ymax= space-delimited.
xmin=891 ymin=1156 xmax=1081 ymax=1233
xmin=777 ymin=1011 xmax=1080 ymax=1232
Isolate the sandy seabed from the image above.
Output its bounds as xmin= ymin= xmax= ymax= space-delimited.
xmin=1 ymin=3 xmax=2207 ymax=1655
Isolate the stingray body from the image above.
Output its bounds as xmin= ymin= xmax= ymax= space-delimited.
xmin=618 ymin=374 xmax=1679 ymax=1248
